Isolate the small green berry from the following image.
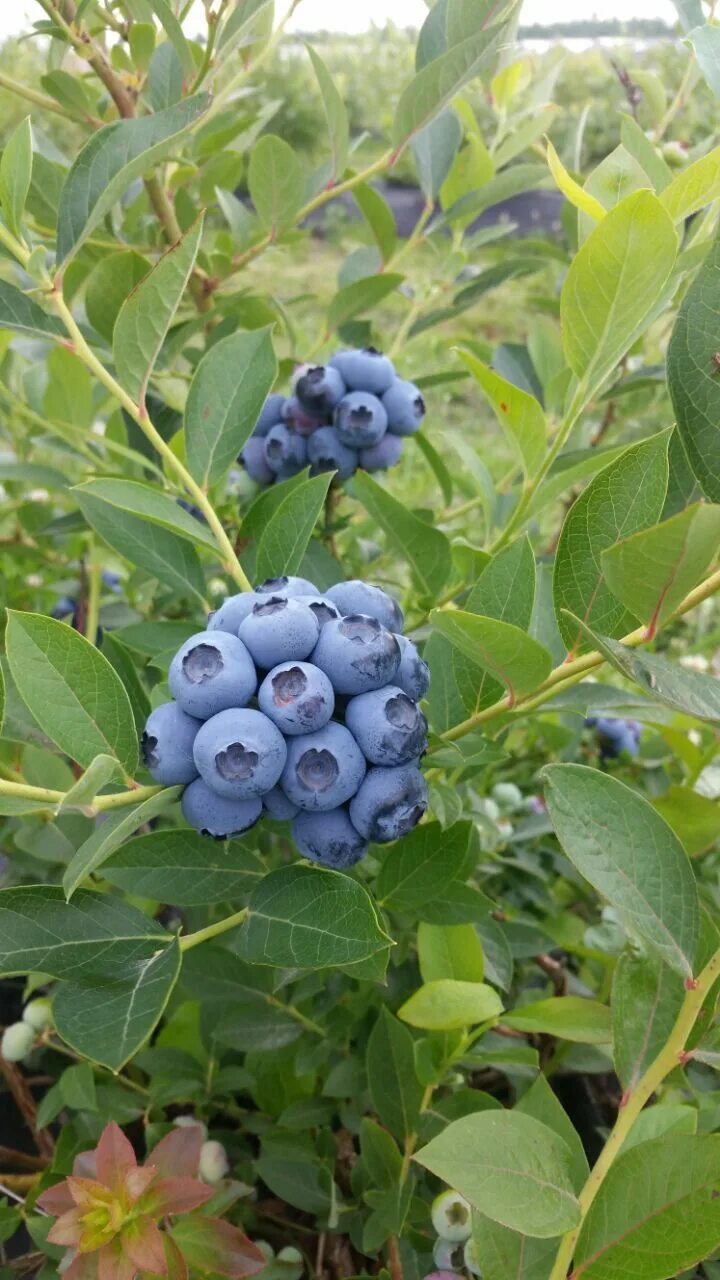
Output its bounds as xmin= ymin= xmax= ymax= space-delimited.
xmin=22 ymin=997 xmax=53 ymax=1032
xmin=277 ymin=1247 xmax=303 ymax=1264
xmin=2 ymin=1021 xmax=36 ymax=1062
xmin=491 ymin=782 xmax=523 ymax=811
xmin=431 ymin=1189 xmax=472 ymax=1243
xmin=199 ymin=1138 xmax=229 ymax=1183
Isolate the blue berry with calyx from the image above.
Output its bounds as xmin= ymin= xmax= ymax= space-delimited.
xmin=264 ymin=423 xmax=307 ymax=476
xmin=329 ymin=347 xmax=396 ymax=394
xmin=258 ymin=661 xmax=334 ymax=735
xmin=360 ymin=434 xmax=404 ymax=471
xmin=281 ymin=721 xmax=366 ymax=811
xmin=208 ymin=591 xmax=260 ymax=636
xmin=182 ymin=778 xmax=262 ymax=839
xmin=256 ymin=575 xmax=319 ymax=599
xmin=252 ymin=393 xmax=287 ymax=437
xmin=282 ymin=395 xmax=324 ymax=435
xmin=335 ymin=391 xmax=388 ymax=449
xmin=241 ymin=437 xmax=275 ymax=486
xmin=51 ymin=594 xmax=76 ymax=620
xmin=349 ymin=764 xmax=428 ymax=842
xmin=345 ymin=686 xmax=428 ymax=766
xmin=394 ymin=634 xmax=430 ymax=701
xmin=263 ymin=785 xmax=300 ymax=821
xmin=382 ymin=378 xmax=426 ymax=435
xmin=291 ymin=806 xmax=368 ymax=869
xmin=239 ymin=596 xmax=319 ymax=669
xmin=169 ymin=631 xmax=256 ymax=719
xmin=307 ymin=426 xmax=358 ymax=480
xmin=142 ymin=701 xmax=201 ymax=785
xmin=586 ymin=716 xmax=642 ymax=759
xmin=326 ymin=579 xmax=403 ymax=633
xmin=295 ymin=364 xmax=346 ymax=417
xmin=311 ymin=613 xmax=400 ymax=695
xmin=294 ymin=593 xmax=340 ymax=628
xmin=193 ymin=707 xmax=287 ymax=799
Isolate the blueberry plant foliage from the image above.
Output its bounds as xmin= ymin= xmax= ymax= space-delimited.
xmin=0 ymin=1 xmax=719 ymax=1278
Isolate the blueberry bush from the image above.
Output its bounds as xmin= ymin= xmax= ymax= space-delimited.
xmin=1 ymin=2 xmax=720 ymax=1279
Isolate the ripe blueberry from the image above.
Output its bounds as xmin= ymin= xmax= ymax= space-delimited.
xmin=345 ymin=685 xmax=427 ymax=766
xmin=264 ymin=424 xmax=307 ymax=477
xmin=291 ymin=806 xmax=368 ymax=869
xmin=329 ymin=347 xmax=396 ymax=394
xmin=307 ymin=426 xmax=358 ymax=480
xmin=382 ymin=377 xmax=426 ymax=435
xmin=263 ymin=785 xmax=300 ymax=821
xmin=182 ymin=778 xmax=262 ymax=839
xmin=311 ymin=613 xmax=400 ymax=694
xmin=256 ymin=575 xmax=319 ymax=599
xmin=169 ymin=630 xmax=256 ymax=719
xmin=239 ymin=597 xmax=319 ymax=668
xmin=349 ymin=764 xmax=428 ymax=842
xmin=282 ymin=395 xmax=324 ymax=435
xmin=294 ymin=593 xmax=341 ymax=628
xmin=141 ymin=700 xmax=202 ymax=785
xmin=295 ymin=364 xmax=346 ymax=416
xmin=281 ymin=721 xmax=366 ymax=811
xmin=252 ymin=393 xmax=287 ymax=437
xmin=208 ymin=591 xmax=261 ymax=636
xmin=394 ymin=633 xmax=430 ymax=700
xmin=326 ymin=580 xmax=404 ymax=633
xmin=193 ymin=708 xmax=287 ymax=799
xmin=335 ymin=391 xmax=388 ymax=448
xmin=258 ymin=660 xmax=334 ymax=735
xmin=360 ymin=434 xmax=404 ymax=471
xmin=241 ymin=437 xmax=275 ymax=485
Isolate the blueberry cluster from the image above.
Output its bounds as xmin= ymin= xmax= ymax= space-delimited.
xmin=240 ymin=348 xmax=425 ymax=486
xmin=141 ymin=576 xmax=430 ymax=868
xmin=586 ymin=716 xmax=642 ymax=759
xmin=1 ymin=998 xmax=53 ymax=1063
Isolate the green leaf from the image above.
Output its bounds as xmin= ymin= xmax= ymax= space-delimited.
xmin=113 ymin=216 xmax=203 ymax=406
xmin=516 ymin=1074 xmax=589 ymax=1192
xmin=366 ymin=1007 xmax=424 ymax=1140
xmin=185 ymin=327 xmax=277 ymax=489
xmin=353 ymin=183 xmax=397 ymax=263
xmin=58 ymin=754 xmax=121 ymax=810
xmin=237 ymin=864 xmax=390 ymax=969
xmin=411 ymin=108 xmax=463 ymax=201
xmin=413 ymin=431 xmax=454 ymax=505
xmin=543 ymin=764 xmax=699 ymax=977
xmin=0 ymin=279 xmax=62 ymax=339
xmin=471 ymin=1214 xmax=558 ymax=1280
xmin=352 ymin=470 xmax=451 ymax=600
xmin=392 ymin=20 xmax=510 ymax=153
xmin=0 ymin=116 xmax=32 ymax=240
xmin=418 ymin=922 xmax=485 ymax=983
xmin=398 ymin=979 xmax=502 ymax=1030
xmin=561 ymin=190 xmax=677 ymax=399
xmin=505 ymin=997 xmax=611 ymax=1044
xmin=456 ymin=348 xmax=546 ymax=478
xmin=53 ymin=937 xmax=181 ymax=1071
xmin=327 ymin=273 xmax=403 ymax=331
xmin=75 ymin=485 xmax=206 ymax=603
xmin=255 ymin=472 xmax=332 ymax=581
xmin=668 ymin=228 xmax=720 ymax=501
xmin=306 ymin=44 xmax=349 ymax=183
xmin=601 ymin=502 xmax=720 ymax=637
xmin=687 ymin=22 xmax=720 ymax=97
xmin=147 ymin=0 xmax=195 ymax=76
xmin=573 ymin=1135 xmax=720 ymax=1280
xmin=611 ymin=948 xmax=684 ymax=1090
xmin=660 ymin=143 xmax=720 ymax=221
xmin=415 ymin=1110 xmax=581 ymax=1238
xmin=0 ymin=885 xmax=169 ymax=980
xmin=5 ymin=611 xmax=138 ymax=776
xmin=57 ymin=94 xmax=209 ymax=263
xmin=619 ymin=113 xmax=672 ymax=192
xmin=652 ymin=785 xmax=720 ymax=858
xmin=62 ymin=788 xmax=182 ymax=900
xmin=430 ymin=609 xmax=552 ymax=705
xmin=360 ymin=1118 xmax=402 ymax=1188
xmin=148 ymin=40 xmax=184 ymax=111
xmin=84 ymin=250 xmax=150 ymax=344
xmin=247 ymin=135 xmax=305 ymax=235
xmin=552 ymin=434 xmax=670 ymax=651
xmin=377 ymin=820 xmax=474 ymax=912
xmin=103 ymin=828 xmax=265 ymax=905
xmin=74 ymin=479 xmax=217 ymax=550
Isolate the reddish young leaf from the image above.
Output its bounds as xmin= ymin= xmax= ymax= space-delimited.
xmin=145 ymin=1125 xmax=204 ymax=1179
xmin=47 ymin=1208 xmax=83 ymax=1248
xmin=96 ymin=1122 xmax=138 ymax=1191
xmin=124 ymin=1164 xmax=157 ymax=1205
xmin=171 ymin=1216 xmax=266 ymax=1278
xmin=122 ymin=1216 xmax=168 ymax=1274
xmin=36 ymin=1180 xmax=75 ymax=1216
xmin=142 ymin=1176 xmax=214 ymax=1217
xmin=65 ymin=1252 xmax=100 ymax=1280
xmin=97 ymin=1239 xmax=137 ymax=1280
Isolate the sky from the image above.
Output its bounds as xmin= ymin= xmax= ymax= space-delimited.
xmin=0 ymin=0 xmax=680 ymax=39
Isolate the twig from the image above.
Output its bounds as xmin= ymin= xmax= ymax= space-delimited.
xmin=0 ymin=1060 xmax=54 ymax=1160
xmin=0 ymin=1146 xmax=48 ymax=1171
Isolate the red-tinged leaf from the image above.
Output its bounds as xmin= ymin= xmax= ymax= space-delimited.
xmin=171 ymin=1216 xmax=266 ymax=1278
xmin=122 ymin=1217 xmax=167 ymax=1274
xmin=124 ymin=1164 xmax=157 ymax=1205
xmin=164 ymin=1234 xmax=190 ymax=1280
xmin=145 ymin=1126 xmax=203 ymax=1179
xmin=65 ymin=1251 xmax=100 ymax=1280
xmin=98 ymin=1239 xmax=137 ymax=1280
xmin=74 ymin=1151 xmax=98 ymax=1179
xmin=96 ymin=1122 xmax=138 ymax=1191
xmin=142 ymin=1176 xmax=214 ymax=1217
xmin=36 ymin=1179 xmax=75 ymax=1215
xmin=47 ymin=1207 xmax=83 ymax=1247
xmin=67 ymin=1178 xmax=115 ymax=1210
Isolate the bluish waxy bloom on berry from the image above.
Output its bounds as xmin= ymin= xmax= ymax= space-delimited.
xmin=239 ymin=597 xmax=319 ymax=669
xmin=281 ymin=721 xmax=366 ymax=811
xmin=252 ymin=392 xmax=286 ymax=437
xmin=294 ymin=593 xmax=341 ymax=628
xmin=326 ymin=580 xmax=404 ymax=633
xmin=182 ymin=778 xmax=262 ymax=838
xmin=350 ymin=763 xmax=428 ymax=842
xmin=394 ymin=633 xmax=430 ymax=700
xmin=335 ymin=390 xmax=388 ymax=448
xmin=282 ymin=395 xmax=324 ymax=435
xmin=208 ymin=591 xmax=260 ymax=636
xmin=169 ymin=631 xmax=256 ymax=719
xmin=258 ymin=660 xmax=335 ymax=735
xmin=193 ymin=708 xmax=287 ymax=799
xmin=329 ymin=347 xmax=396 ymax=394
xmin=263 ymin=785 xmax=300 ymax=821
xmin=311 ymin=613 xmax=400 ymax=694
xmin=256 ymin=575 xmax=319 ymax=599
xmin=586 ymin=716 xmax=642 ymax=758
xmin=346 ymin=685 xmax=428 ymax=766
xmin=51 ymin=594 xmax=76 ymax=619
xmin=360 ymin=433 xmax=404 ymax=471
xmin=295 ymin=364 xmax=346 ymax=417
xmin=101 ymin=570 xmax=122 ymax=592
xmin=307 ymin=426 xmax=358 ymax=480
xmin=177 ymin=497 xmax=207 ymax=523
xmin=264 ymin=423 xmax=307 ymax=476
xmin=382 ymin=377 xmax=426 ymax=435
xmin=142 ymin=701 xmax=201 ymax=785
xmin=291 ymin=806 xmax=368 ymax=869
xmin=241 ymin=437 xmax=275 ymax=485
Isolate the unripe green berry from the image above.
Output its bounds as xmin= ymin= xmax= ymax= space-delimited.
xmin=277 ymin=1247 xmax=303 ymax=1264
xmin=173 ymin=1115 xmax=208 ymax=1140
xmin=2 ymin=1021 xmax=36 ymax=1062
xmin=478 ymin=797 xmax=500 ymax=823
xmin=199 ymin=1139 xmax=229 ymax=1183
xmin=491 ymin=782 xmax=523 ymax=811
xmin=433 ymin=1238 xmax=460 ymax=1270
xmin=463 ymin=1238 xmax=482 ymax=1277
xmin=22 ymin=997 xmax=53 ymax=1031
xmin=431 ymin=1189 xmax=472 ymax=1242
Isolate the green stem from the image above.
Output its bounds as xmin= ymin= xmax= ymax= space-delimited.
xmin=548 ymin=945 xmax=720 ymax=1279
xmin=93 ymin=785 xmax=165 ymax=812
xmin=84 ymin=541 xmax=101 ymax=644
xmin=267 ymin=994 xmax=325 ymax=1037
xmin=50 ymin=290 xmax=252 ymax=591
xmin=0 ymin=779 xmax=165 ymax=811
xmin=0 ymin=780 xmax=64 ymax=806
xmin=179 ymin=908 xmax=249 ymax=952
